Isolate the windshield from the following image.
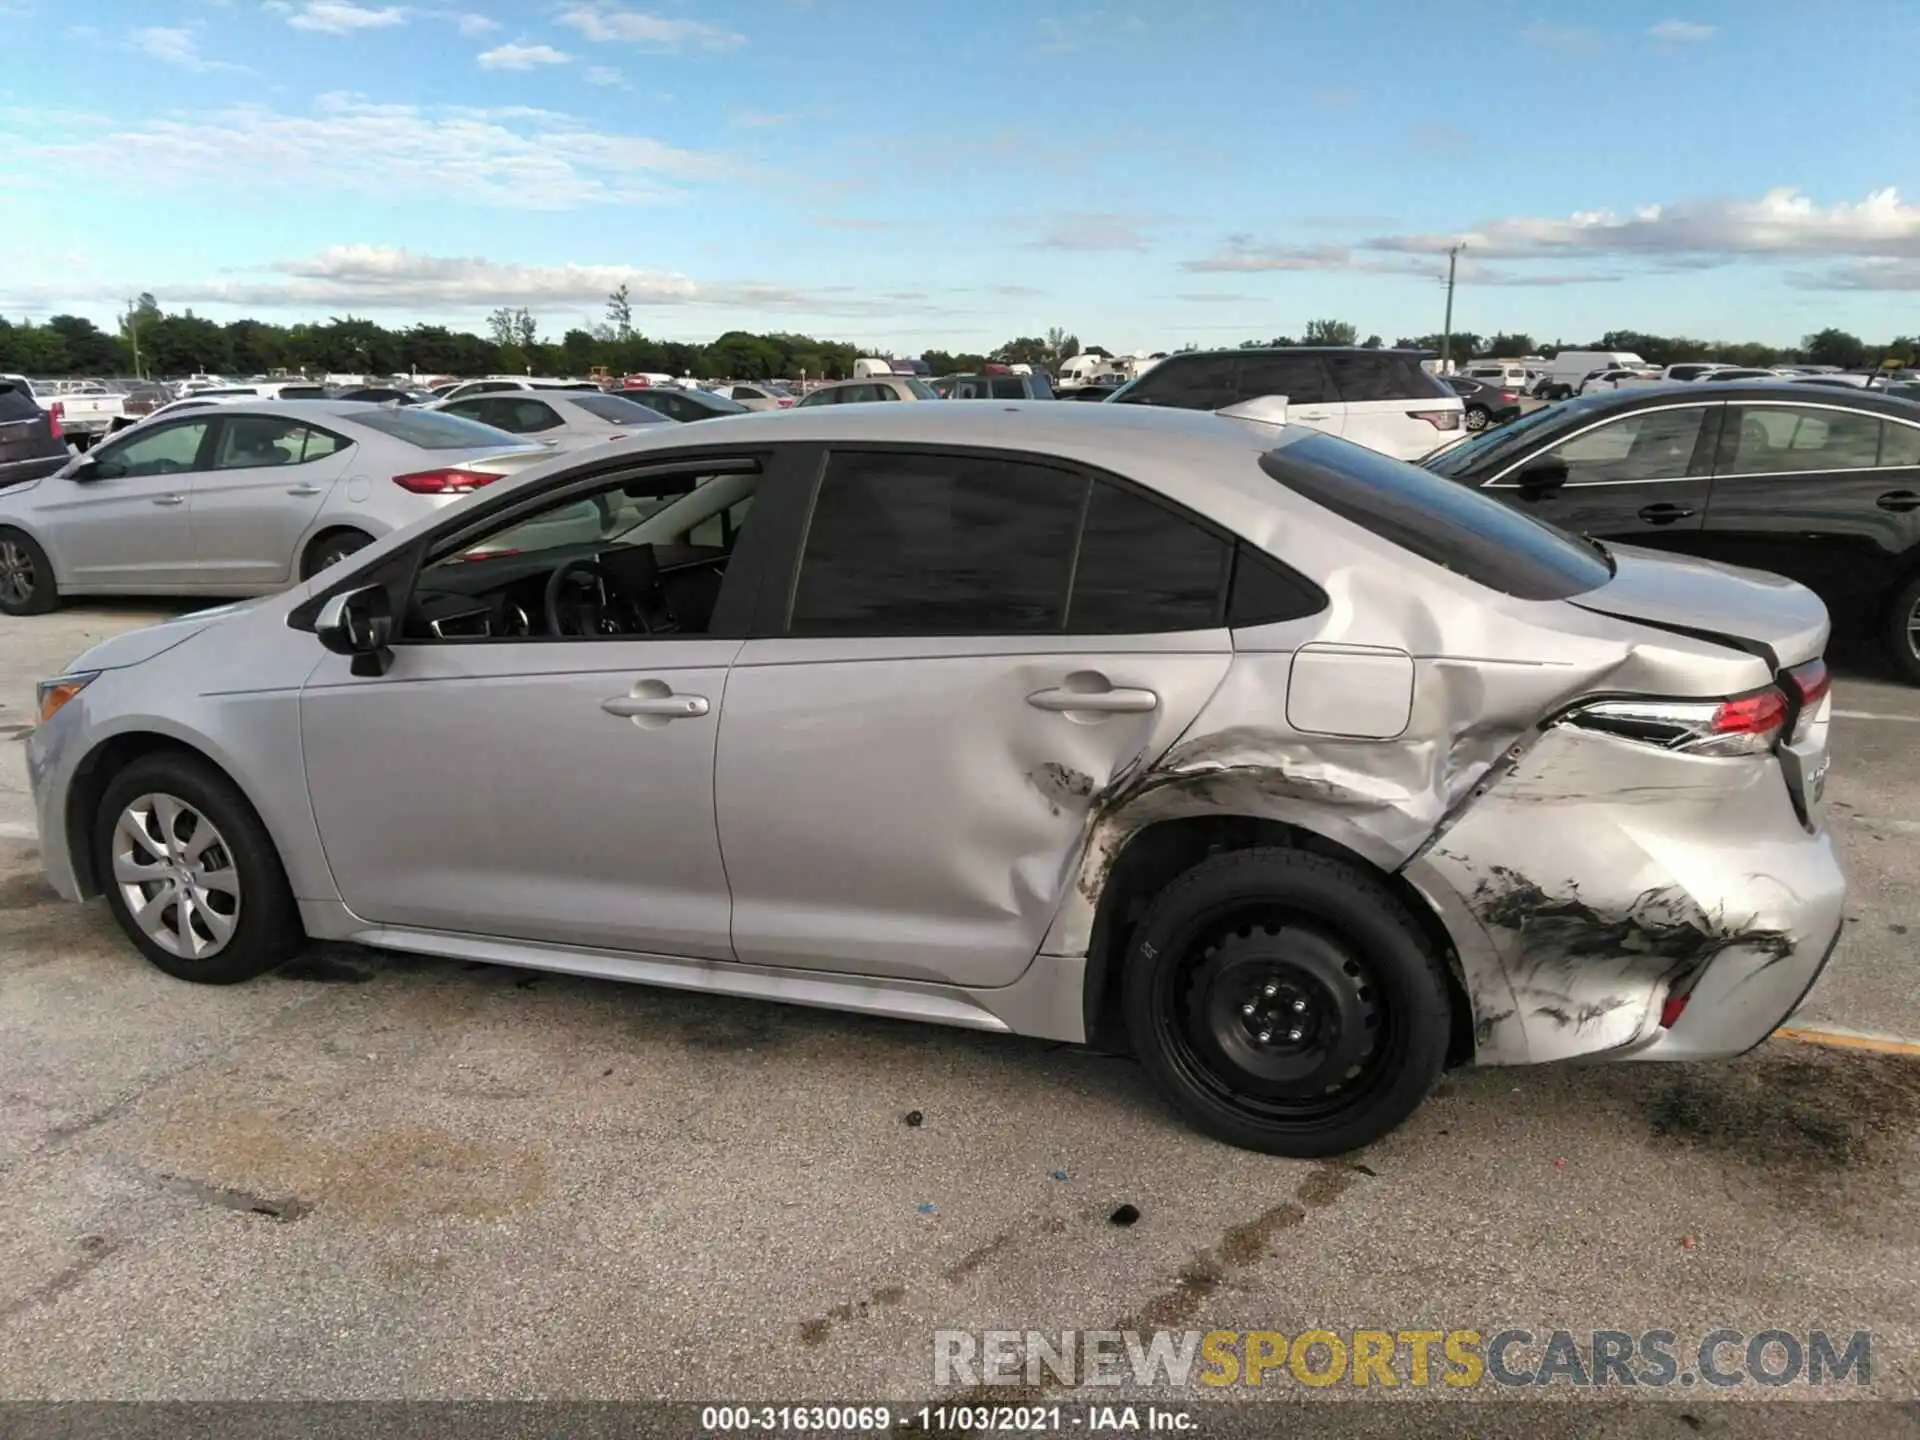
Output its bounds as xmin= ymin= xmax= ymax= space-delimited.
xmin=349 ymin=407 xmax=526 ymax=450
xmin=571 ymin=394 xmax=671 ymax=425
xmin=1422 ymin=398 xmax=1585 ymax=476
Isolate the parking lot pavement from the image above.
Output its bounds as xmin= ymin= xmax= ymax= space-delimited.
xmin=1 ymin=607 xmax=1916 ymax=1405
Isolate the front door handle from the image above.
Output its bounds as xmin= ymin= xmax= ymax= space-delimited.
xmin=1027 ymin=686 xmax=1159 ymax=714
xmin=286 ymin=483 xmax=323 ymax=497
xmin=601 ymin=693 xmax=709 ymax=719
xmin=1876 ymin=489 xmax=1920 ymax=513
xmin=152 ymin=493 xmax=185 ymax=507
xmin=1637 ymin=502 xmax=1695 ymax=524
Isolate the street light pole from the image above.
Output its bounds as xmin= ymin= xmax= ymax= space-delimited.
xmin=1440 ymin=244 xmax=1462 ymax=371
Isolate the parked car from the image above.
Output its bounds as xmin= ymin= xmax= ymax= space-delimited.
xmin=709 ymin=383 xmax=795 ymax=412
xmin=0 ymin=402 xmax=551 ymax=613
xmin=22 ymin=402 xmax=1843 ymax=1156
xmin=1442 ymin=375 xmax=1524 ymax=431
xmin=436 ymin=376 xmax=602 ymax=404
xmin=1460 ymin=361 xmax=1536 ymax=390
xmin=1057 ymin=384 xmax=1122 ymax=402
xmin=944 ymin=372 xmax=1058 ymax=400
xmin=1105 ymin=346 xmax=1464 ymax=461
xmin=1578 ymin=367 xmax=1662 ymax=395
xmin=795 ymin=376 xmax=941 ymax=406
xmin=0 ymin=377 xmax=72 ymax=497
xmin=621 ymin=387 xmax=752 ymax=422
xmin=427 ymin=390 xmax=675 ymax=451
xmin=334 ymin=386 xmax=434 ymax=406
xmin=1661 ymin=363 xmax=1737 ymax=383
xmin=1538 ymin=350 xmax=1652 ymax=399
xmin=4 ymin=376 xmax=125 ymax=449
xmin=1422 ymin=382 xmax=1920 ymax=682
xmin=108 ymin=390 xmax=289 ymax=433
xmin=1698 ymin=367 xmax=1789 ymax=384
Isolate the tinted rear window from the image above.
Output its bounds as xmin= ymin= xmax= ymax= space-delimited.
xmin=1260 ymin=432 xmax=1612 ymax=600
xmin=0 ymin=385 xmax=40 ymax=422
xmin=1324 ymin=352 xmax=1452 ymax=402
xmin=348 ymin=408 xmax=524 ymax=450
xmin=572 ymin=394 xmax=671 ymax=425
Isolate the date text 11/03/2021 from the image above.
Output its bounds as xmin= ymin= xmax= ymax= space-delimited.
xmin=698 ymin=1406 xmax=1197 ymax=1433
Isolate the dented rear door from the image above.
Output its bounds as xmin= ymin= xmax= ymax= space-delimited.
xmin=713 ymin=447 xmax=1234 ymax=987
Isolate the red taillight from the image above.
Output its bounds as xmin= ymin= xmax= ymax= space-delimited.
xmin=1660 ymin=993 xmax=1690 ymax=1029
xmin=1410 ymin=408 xmax=1463 ymax=430
xmin=1786 ymin=659 xmax=1830 ymax=710
xmin=392 ymin=467 xmax=501 ymax=494
xmin=1709 ymin=686 xmax=1790 ymax=739
xmin=1499 ymin=391 xmax=1519 ymax=401
xmin=46 ymin=402 xmax=64 ymax=441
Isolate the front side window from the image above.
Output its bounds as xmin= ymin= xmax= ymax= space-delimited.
xmin=1111 ymin=354 xmax=1237 ymax=410
xmin=1236 ymin=353 xmax=1336 ymax=406
xmin=93 ymin=419 xmax=213 ymax=477
xmin=571 ymin=394 xmax=669 ymax=426
xmin=790 ymin=451 xmax=1083 ymax=635
xmin=1721 ymin=405 xmax=1882 ymax=475
xmin=213 ymin=415 xmax=346 ymax=468
xmin=494 ymin=399 xmax=562 ymax=433
xmin=411 ymin=465 xmax=762 ymax=641
xmin=1541 ymin=406 xmax=1709 ymax=485
xmin=989 ymin=376 xmax=1027 ymax=399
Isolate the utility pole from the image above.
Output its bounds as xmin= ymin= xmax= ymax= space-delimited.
xmin=125 ymin=298 xmax=143 ymax=379
xmin=1440 ymin=245 xmax=1462 ymax=371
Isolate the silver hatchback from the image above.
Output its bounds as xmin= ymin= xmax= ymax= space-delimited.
xmin=25 ymin=404 xmax=1845 ymax=1155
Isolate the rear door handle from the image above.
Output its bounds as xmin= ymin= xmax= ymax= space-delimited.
xmin=286 ymin=483 xmax=323 ymax=497
xmin=1637 ymin=502 xmax=1695 ymax=524
xmin=152 ymin=493 xmax=185 ymax=507
xmin=601 ymin=693 xmax=709 ymax=719
xmin=1876 ymin=490 xmax=1920 ymax=513
xmin=1027 ymin=686 xmax=1159 ymax=714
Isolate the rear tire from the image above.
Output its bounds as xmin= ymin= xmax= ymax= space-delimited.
xmin=94 ymin=752 xmax=305 ymax=985
xmin=1464 ymin=405 xmax=1490 ymax=432
xmin=300 ymin=528 xmax=373 ymax=581
xmin=0 ymin=527 xmax=57 ymax=616
xmin=1122 ymin=847 xmax=1451 ymax=1156
xmin=1883 ymin=572 xmax=1920 ymax=686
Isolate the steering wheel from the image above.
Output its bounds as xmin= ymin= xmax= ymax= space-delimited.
xmin=544 ymin=557 xmax=616 ymax=638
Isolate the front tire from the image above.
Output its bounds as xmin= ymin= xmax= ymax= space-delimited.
xmin=1884 ymin=572 xmax=1920 ymax=686
xmin=94 ymin=752 xmax=305 ymax=984
xmin=0 ymin=528 xmax=57 ymax=616
xmin=1464 ymin=405 xmax=1490 ymax=432
xmin=1122 ymin=847 xmax=1451 ymax=1156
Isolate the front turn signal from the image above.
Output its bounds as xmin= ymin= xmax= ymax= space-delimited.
xmin=35 ymin=673 xmax=98 ymax=724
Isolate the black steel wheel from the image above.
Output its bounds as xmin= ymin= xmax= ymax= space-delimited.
xmin=1123 ymin=847 xmax=1451 ymax=1156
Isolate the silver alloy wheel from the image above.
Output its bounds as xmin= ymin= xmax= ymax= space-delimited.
xmin=0 ymin=538 xmax=35 ymax=607
xmin=1909 ymin=595 xmax=1920 ymax=659
xmin=110 ymin=793 xmax=241 ymax=959
xmin=1465 ymin=407 xmax=1489 ymax=431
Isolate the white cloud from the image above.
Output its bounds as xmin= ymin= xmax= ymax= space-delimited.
xmin=280 ymin=1 xmax=407 ymax=33
xmin=477 ymin=42 xmax=572 ymax=69
xmin=8 ymin=94 xmax=731 ymax=209
xmin=453 ymin=12 xmax=498 ymax=34
xmin=1648 ymin=20 xmax=1716 ymax=43
xmin=1026 ymin=211 xmax=1166 ymax=252
xmin=128 ymin=26 xmax=247 ymax=71
xmin=557 ymin=4 xmax=745 ymax=50
xmin=583 ymin=65 xmax=625 ymax=85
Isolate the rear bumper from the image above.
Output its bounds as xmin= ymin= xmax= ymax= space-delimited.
xmin=1405 ymin=724 xmax=1847 ymax=1067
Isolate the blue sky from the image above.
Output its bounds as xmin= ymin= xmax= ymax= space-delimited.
xmin=2 ymin=0 xmax=1916 ymax=352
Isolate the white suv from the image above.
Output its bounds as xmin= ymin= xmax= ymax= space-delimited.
xmin=1107 ymin=347 xmax=1464 ymax=460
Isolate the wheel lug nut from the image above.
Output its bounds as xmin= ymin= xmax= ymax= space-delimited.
xmin=1257 ymin=1029 xmax=1272 ymax=1043
xmin=1287 ymin=1027 xmax=1304 ymax=1042
xmin=1262 ymin=983 xmax=1278 ymax=998
xmin=1291 ymin=998 xmax=1308 ymax=1013
xmin=1241 ymin=1002 xmax=1256 ymax=1016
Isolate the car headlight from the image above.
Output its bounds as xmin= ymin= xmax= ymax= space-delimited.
xmin=35 ymin=672 xmax=98 ymax=724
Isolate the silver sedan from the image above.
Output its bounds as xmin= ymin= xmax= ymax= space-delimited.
xmin=0 ymin=401 xmax=550 ymax=614
xmin=23 ymin=403 xmax=1844 ymax=1155
xmin=425 ymin=389 xmax=678 ymax=451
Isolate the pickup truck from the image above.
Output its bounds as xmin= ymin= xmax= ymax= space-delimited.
xmin=0 ymin=377 xmax=125 ymax=450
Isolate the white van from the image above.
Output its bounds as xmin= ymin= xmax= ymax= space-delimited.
xmin=1461 ymin=361 xmax=1534 ymax=390
xmin=1541 ymin=351 xmax=1651 ymax=397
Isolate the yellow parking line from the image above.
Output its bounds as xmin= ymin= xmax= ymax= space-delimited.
xmin=1773 ymin=1026 xmax=1920 ymax=1059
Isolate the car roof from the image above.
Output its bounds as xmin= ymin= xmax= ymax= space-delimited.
xmin=1532 ymin=381 xmax=1920 ymax=416
xmin=1182 ymin=345 xmax=1435 ymax=359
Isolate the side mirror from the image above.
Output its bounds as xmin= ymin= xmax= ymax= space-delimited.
xmin=1515 ymin=455 xmax=1569 ymax=495
xmin=1216 ymin=393 xmax=1290 ymax=429
xmin=66 ymin=458 xmax=103 ymax=482
xmin=315 ymin=585 xmax=395 ymax=677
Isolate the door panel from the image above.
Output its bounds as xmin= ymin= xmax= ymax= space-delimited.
xmin=40 ymin=417 xmax=211 ymax=586
xmin=301 ymin=640 xmax=741 ymax=955
xmin=715 ymin=636 xmax=1232 ymax=986
xmin=1699 ymin=406 xmax=1920 ymax=604
xmin=190 ymin=417 xmax=353 ymax=583
xmin=1493 ymin=403 xmax=1716 ymax=550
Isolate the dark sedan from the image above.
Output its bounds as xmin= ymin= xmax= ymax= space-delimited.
xmin=1442 ymin=374 xmax=1525 ymax=431
xmin=620 ymin=387 xmax=751 ymax=422
xmin=1423 ymin=383 xmax=1920 ymax=682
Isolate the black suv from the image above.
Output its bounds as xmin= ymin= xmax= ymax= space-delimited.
xmin=0 ymin=380 xmax=70 ymax=490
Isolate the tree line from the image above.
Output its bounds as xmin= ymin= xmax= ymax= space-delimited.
xmin=2 ymin=292 xmax=1912 ymax=381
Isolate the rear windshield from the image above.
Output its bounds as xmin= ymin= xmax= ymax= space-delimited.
xmin=278 ymin=386 xmax=328 ymax=399
xmin=572 ymin=394 xmax=671 ymax=425
xmin=1261 ymin=432 xmax=1612 ymax=601
xmin=0 ymin=384 xmax=40 ymax=422
xmin=348 ymin=408 xmax=523 ymax=450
